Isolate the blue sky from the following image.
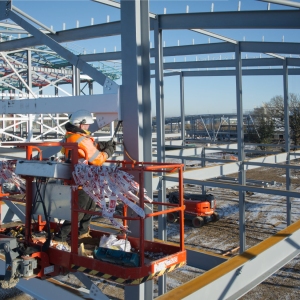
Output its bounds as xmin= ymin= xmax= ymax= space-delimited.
xmin=11 ymin=0 xmax=300 ymax=116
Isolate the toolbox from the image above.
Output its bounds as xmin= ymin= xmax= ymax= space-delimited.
xmin=94 ymin=247 xmax=140 ymax=267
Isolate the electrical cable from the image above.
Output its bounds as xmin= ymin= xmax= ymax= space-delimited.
xmin=114 ymin=121 xmax=136 ymax=163
xmin=32 ymin=177 xmax=51 ymax=251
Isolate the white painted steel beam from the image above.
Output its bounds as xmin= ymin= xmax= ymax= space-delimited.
xmin=0 ymin=94 xmax=119 ymax=114
xmin=157 ymin=219 xmax=300 ymax=300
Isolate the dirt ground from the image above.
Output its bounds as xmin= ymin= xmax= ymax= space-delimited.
xmin=2 ymin=163 xmax=300 ymax=300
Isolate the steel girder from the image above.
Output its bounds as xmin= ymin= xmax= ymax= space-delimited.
xmin=75 ymin=42 xmax=300 ymax=64
xmin=153 ymin=150 xmax=300 ymax=190
xmin=161 ymin=68 xmax=300 ymax=78
xmin=0 ymin=10 xmax=299 ymax=51
xmin=160 ymin=57 xmax=300 ymax=70
xmin=158 ymin=10 xmax=300 ymax=30
xmin=0 ymin=22 xmax=122 ymax=51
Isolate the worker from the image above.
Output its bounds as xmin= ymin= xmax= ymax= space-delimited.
xmin=53 ymin=109 xmax=116 ymax=243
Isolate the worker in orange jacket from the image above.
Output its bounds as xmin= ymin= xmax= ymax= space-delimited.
xmin=53 ymin=109 xmax=116 ymax=243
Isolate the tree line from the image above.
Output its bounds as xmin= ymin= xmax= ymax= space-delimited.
xmin=249 ymin=93 xmax=300 ymax=146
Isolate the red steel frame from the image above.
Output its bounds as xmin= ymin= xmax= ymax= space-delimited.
xmin=0 ymin=142 xmax=186 ymax=284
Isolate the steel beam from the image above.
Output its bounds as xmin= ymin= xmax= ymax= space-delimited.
xmin=158 ymin=10 xmax=300 ymax=30
xmin=0 ymin=22 xmax=122 ymax=51
xmin=0 ymin=94 xmax=119 ymax=115
xmin=15 ymin=275 xmax=92 ymax=300
xmin=165 ymin=176 xmax=300 ymax=198
xmin=152 ymin=150 xmax=300 ymax=189
xmin=159 ymin=57 xmax=300 ymax=70
xmin=186 ymin=247 xmax=228 ymax=271
xmin=169 ymin=69 xmax=300 ymax=78
xmin=160 ymin=43 xmax=235 ymax=57
xmin=156 ymin=219 xmax=300 ymax=300
xmin=241 ymin=41 xmax=300 ymax=55
xmin=0 ymin=10 xmax=299 ymax=52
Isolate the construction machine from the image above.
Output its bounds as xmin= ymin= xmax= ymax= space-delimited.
xmin=167 ymin=191 xmax=220 ymax=228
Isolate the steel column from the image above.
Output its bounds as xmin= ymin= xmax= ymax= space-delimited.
xmin=154 ymin=15 xmax=167 ymax=296
xmin=235 ymin=43 xmax=246 ymax=253
xmin=283 ymin=59 xmax=291 ymax=226
xmin=89 ymin=81 xmax=93 ymax=95
xmin=120 ymin=0 xmax=152 ymax=299
xmin=26 ymin=49 xmax=33 ymax=142
xmin=72 ymin=65 xmax=80 ymax=96
xmin=180 ymin=72 xmax=185 ymax=144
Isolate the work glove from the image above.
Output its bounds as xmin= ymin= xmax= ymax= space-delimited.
xmin=98 ymin=140 xmax=117 ymax=151
xmin=107 ymin=140 xmax=117 ymax=150
xmin=97 ymin=141 xmax=106 ymax=151
xmin=103 ymin=145 xmax=115 ymax=158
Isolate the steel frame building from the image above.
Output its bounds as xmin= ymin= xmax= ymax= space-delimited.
xmin=0 ymin=0 xmax=300 ymax=299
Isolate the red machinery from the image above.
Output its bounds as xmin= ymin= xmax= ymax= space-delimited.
xmin=167 ymin=192 xmax=220 ymax=228
xmin=0 ymin=142 xmax=186 ymax=286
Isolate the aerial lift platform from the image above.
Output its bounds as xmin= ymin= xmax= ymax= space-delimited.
xmin=0 ymin=142 xmax=186 ymax=290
